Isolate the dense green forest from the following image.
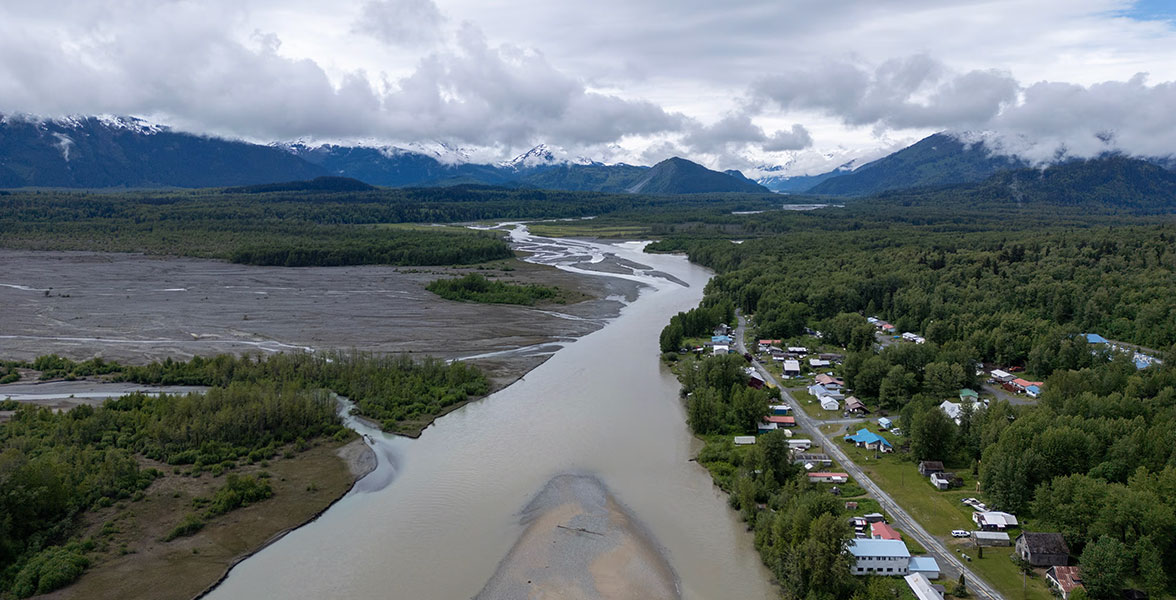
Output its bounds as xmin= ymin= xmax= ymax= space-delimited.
xmin=0 ymin=186 xmax=777 ymax=266
xmin=655 ymin=202 xmax=1176 ymax=598
xmin=426 ymin=273 xmax=562 ymax=305
xmin=0 ymin=351 xmax=489 ymax=596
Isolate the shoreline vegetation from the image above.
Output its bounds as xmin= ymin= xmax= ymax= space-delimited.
xmin=0 ymin=351 xmax=487 ymax=598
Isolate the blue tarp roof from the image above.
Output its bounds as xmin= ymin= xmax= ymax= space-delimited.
xmin=848 ymin=538 xmax=910 ymax=558
xmin=1084 ymin=333 xmax=1109 ymax=344
xmin=908 ymin=556 xmax=939 ymax=572
xmin=845 ymin=428 xmax=892 ymax=447
xmin=1135 ymin=358 xmax=1151 ymax=369
xmin=1026 ymin=385 xmax=1041 ymax=394
xmin=711 ymin=335 xmax=732 ymax=343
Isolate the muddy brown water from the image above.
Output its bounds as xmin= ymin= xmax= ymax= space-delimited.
xmin=204 ymin=226 xmax=776 ymax=600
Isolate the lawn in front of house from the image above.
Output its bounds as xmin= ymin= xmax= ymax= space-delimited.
xmin=960 ymin=546 xmax=1053 ymax=600
xmin=787 ymin=388 xmax=843 ymax=420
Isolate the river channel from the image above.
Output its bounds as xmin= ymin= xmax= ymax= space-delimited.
xmin=206 ymin=226 xmax=776 ymax=600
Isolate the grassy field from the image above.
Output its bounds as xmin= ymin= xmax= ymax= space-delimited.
xmin=961 ymin=546 xmax=1053 ymax=600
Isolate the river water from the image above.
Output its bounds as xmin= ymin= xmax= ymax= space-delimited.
xmin=206 ymin=226 xmax=776 ymax=600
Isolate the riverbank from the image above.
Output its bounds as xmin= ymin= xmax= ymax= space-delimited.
xmin=39 ymin=437 xmax=375 ymax=600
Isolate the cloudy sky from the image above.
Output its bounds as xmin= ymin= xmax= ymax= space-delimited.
xmin=2 ymin=0 xmax=1176 ymax=174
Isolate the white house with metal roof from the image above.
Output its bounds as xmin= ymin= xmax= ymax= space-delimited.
xmin=848 ymin=539 xmax=910 ymax=576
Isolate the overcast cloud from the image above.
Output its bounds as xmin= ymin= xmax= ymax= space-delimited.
xmin=1 ymin=0 xmax=1175 ymax=173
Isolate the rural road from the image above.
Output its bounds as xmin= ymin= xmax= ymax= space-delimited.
xmin=734 ymin=316 xmax=1003 ymax=600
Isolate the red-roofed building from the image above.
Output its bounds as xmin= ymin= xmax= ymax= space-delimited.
xmin=1011 ymin=378 xmax=1045 ymax=391
xmin=1046 ymin=566 xmax=1084 ymax=600
xmin=870 ymin=522 xmax=902 ymax=541
xmin=766 ymin=415 xmax=796 ymax=427
xmin=807 ymin=472 xmax=849 ymax=483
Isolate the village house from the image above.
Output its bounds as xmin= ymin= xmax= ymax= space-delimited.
xmin=820 ymin=396 xmax=840 ymax=411
xmin=990 ymin=369 xmax=1014 ymax=382
xmin=787 ymin=346 xmax=808 ymax=355
xmin=907 ymin=557 xmax=940 ymax=580
xmin=905 ymin=573 xmax=944 ymax=600
xmin=845 ymin=428 xmax=893 ymax=453
xmin=972 ymin=531 xmax=1012 ymax=546
xmin=757 ymin=421 xmax=778 ymax=434
xmin=787 ymin=439 xmax=813 ymax=451
xmin=845 ymin=396 xmax=869 ymax=414
xmin=792 ymin=453 xmax=832 ymax=466
xmin=809 ymin=383 xmax=845 ymax=400
xmin=814 ymin=373 xmax=843 ymax=388
xmin=809 ymin=358 xmax=831 ymax=368
xmin=939 ymin=399 xmax=984 ymax=425
xmin=918 ymin=461 xmax=945 ymax=476
xmin=973 ymin=511 xmax=1018 ymax=531
xmin=930 ymin=472 xmax=959 ymax=490
xmin=808 ymin=472 xmax=849 ymax=483
xmin=1015 ymin=532 xmax=1070 ymax=567
xmin=713 ymin=344 xmax=730 ymax=356
xmin=733 ymin=436 xmax=756 ymax=445
xmin=870 ymin=522 xmax=901 ymax=540
xmin=1046 ymin=566 xmax=1085 ymax=600
xmin=878 ymin=416 xmax=893 ymax=429
xmin=959 ymin=388 xmax=979 ymax=402
xmin=766 ymin=415 xmax=796 ymax=427
xmin=783 ymin=359 xmax=801 ymax=376
xmin=757 ymin=339 xmax=781 ymax=351
xmin=769 ymin=404 xmax=791 ymax=415
xmin=848 ymin=539 xmax=910 ymax=576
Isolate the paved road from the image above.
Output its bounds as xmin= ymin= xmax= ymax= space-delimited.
xmin=735 ymin=316 xmax=1003 ymax=600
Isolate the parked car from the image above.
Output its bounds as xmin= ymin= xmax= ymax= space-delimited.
xmin=951 ymin=530 xmax=970 ymax=538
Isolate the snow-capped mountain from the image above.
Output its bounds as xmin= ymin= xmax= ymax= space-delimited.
xmin=501 ymin=144 xmax=598 ymax=171
xmin=0 ymin=113 xmax=324 ymax=188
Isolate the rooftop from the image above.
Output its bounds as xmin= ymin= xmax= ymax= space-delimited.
xmin=846 ymin=428 xmax=892 ymax=447
xmin=870 ymin=522 xmax=902 ymax=540
xmin=905 ymin=573 xmax=941 ymax=600
xmin=1019 ymin=532 xmax=1069 ymax=555
xmin=908 ymin=556 xmax=940 ymax=572
xmin=1049 ymin=566 xmax=1084 ymax=594
xmin=849 ymin=538 xmax=910 ymax=558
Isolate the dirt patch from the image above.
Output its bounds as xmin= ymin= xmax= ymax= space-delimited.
xmin=38 ymin=439 xmax=372 ymax=600
xmin=475 ymin=474 xmax=678 ymax=600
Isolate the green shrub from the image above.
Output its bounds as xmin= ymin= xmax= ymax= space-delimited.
xmin=11 ymin=545 xmax=91 ymax=598
xmin=203 ymin=474 xmax=273 ymax=518
xmin=163 ymin=514 xmax=205 ymax=541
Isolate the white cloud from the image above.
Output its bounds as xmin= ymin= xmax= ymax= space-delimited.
xmin=751 ymin=55 xmax=1019 ymax=131
xmin=1 ymin=0 xmax=1176 ymax=172
xmin=353 ymin=0 xmax=447 ymax=47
